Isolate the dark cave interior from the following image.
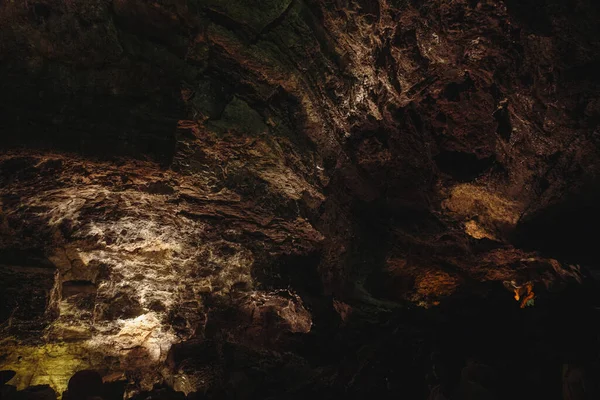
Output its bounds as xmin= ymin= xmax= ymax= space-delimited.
xmin=2 ymin=0 xmax=600 ymax=399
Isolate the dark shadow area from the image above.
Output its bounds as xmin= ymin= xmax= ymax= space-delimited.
xmin=513 ymin=181 xmax=600 ymax=268
xmin=0 ymin=249 xmax=57 ymax=332
xmin=434 ymin=151 xmax=496 ymax=182
xmin=0 ymin=65 xmax=181 ymax=164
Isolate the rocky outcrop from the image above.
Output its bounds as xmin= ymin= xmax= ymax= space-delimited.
xmin=0 ymin=152 xmax=321 ymax=393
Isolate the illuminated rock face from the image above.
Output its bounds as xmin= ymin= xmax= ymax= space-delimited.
xmin=0 ymin=154 xmax=320 ymax=394
xmin=1 ymin=0 xmax=600 ymax=398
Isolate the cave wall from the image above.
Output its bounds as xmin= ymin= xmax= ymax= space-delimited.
xmin=1 ymin=0 xmax=600 ymax=398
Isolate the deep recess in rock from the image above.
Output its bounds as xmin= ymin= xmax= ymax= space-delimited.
xmin=2 ymin=0 xmax=600 ymax=399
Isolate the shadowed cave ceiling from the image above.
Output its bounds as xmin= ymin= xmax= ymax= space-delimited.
xmin=1 ymin=0 xmax=600 ymax=399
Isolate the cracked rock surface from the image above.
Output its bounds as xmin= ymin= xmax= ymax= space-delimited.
xmin=2 ymin=0 xmax=600 ymax=399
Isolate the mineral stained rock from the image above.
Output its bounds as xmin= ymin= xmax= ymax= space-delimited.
xmin=1 ymin=0 xmax=600 ymax=399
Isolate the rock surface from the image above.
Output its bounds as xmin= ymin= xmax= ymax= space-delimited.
xmin=1 ymin=0 xmax=600 ymax=398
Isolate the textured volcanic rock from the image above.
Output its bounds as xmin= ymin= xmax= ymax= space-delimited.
xmin=0 ymin=152 xmax=321 ymax=392
xmin=1 ymin=0 xmax=600 ymax=399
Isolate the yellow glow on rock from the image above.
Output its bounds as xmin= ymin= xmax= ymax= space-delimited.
xmin=0 ymin=341 xmax=90 ymax=397
xmin=443 ymin=184 xmax=523 ymax=241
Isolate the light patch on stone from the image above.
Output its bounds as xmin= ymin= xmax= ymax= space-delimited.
xmin=9 ymin=183 xmax=258 ymax=389
xmin=254 ymin=168 xmax=324 ymax=204
xmin=28 ymin=186 xmax=107 ymax=227
xmin=386 ymin=258 xmax=461 ymax=306
xmin=0 ymin=153 xmax=323 ymax=394
xmin=0 ymin=341 xmax=90 ymax=395
xmin=90 ymin=313 xmax=176 ymax=362
xmin=413 ymin=270 xmax=460 ymax=300
xmin=464 ymin=219 xmax=497 ymax=240
xmin=272 ymin=291 xmax=313 ymax=333
xmin=246 ymin=139 xmax=325 ymax=205
xmin=239 ymin=290 xmax=313 ymax=338
xmin=1 ymin=313 xmax=178 ymax=396
xmin=443 ymin=184 xmax=523 ymax=238
xmin=88 ymin=217 xmax=185 ymax=254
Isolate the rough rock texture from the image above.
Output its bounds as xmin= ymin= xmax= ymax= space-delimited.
xmin=1 ymin=0 xmax=600 ymax=399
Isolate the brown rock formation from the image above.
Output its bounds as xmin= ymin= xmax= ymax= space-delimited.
xmin=1 ymin=0 xmax=600 ymax=399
